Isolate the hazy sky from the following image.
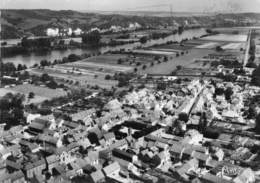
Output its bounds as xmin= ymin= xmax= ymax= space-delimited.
xmin=2 ymin=0 xmax=260 ymax=12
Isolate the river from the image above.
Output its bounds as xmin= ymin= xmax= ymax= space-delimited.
xmin=2 ymin=28 xmax=206 ymax=67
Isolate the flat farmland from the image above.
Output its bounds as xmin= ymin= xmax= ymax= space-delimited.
xmin=201 ymin=34 xmax=248 ymax=42
xmin=79 ymin=54 xmax=129 ymax=65
xmin=196 ymin=42 xmax=221 ymax=49
xmin=151 ymin=43 xmax=194 ymax=51
xmin=221 ymin=43 xmax=246 ymax=50
xmin=212 ymin=27 xmax=250 ymax=34
xmin=139 ymin=49 xmax=216 ymax=75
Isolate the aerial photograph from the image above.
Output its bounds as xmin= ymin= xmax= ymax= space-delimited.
xmin=0 ymin=0 xmax=260 ymax=182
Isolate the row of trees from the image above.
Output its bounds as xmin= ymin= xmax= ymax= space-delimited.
xmin=1 ymin=62 xmax=28 ymax=75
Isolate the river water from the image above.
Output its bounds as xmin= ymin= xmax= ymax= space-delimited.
xmin=2 ymin=28 xmax=206 ymax=67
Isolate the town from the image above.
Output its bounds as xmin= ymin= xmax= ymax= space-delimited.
xmin=1 ymin=3 xmax=260 ymax=183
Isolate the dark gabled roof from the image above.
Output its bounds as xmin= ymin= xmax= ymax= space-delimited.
xmin=63 ymin=121 xmax=80 ymax=129
xmin=201 ymin=173 xmax=233 ymax=183
xmin=5 ymin=160 xmax=22 ymax=170
xmin=24 ymin=159 xmax=46 ymax=170
xmin=29 ymin=122 xmax=46 ymax=130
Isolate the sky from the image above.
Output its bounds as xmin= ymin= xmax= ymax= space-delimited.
xmin=1 ymin=0 xmax=260 ymax=13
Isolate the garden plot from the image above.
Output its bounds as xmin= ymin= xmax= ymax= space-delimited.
xmin=201 ymin=34 xmax=247 ymax=42
xmin=221 ymin=43 xmax=245 ymax=50
xmin=196 ymin=42 xmax=220 ymax=49
xmin=132 ymin=49 xmax=175 ymax=56
xmin=148 ymin=48 xmax=179 ymax=53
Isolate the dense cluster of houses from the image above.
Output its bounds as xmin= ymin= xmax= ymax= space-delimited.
xmin=46 ymin=22 xmax=142 ymax=37
xmin=0 ymin=75 xmax=259 ymax=182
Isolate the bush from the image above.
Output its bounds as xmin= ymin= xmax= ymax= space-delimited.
xmin=105 ymin=75 xmax=112 ymax=80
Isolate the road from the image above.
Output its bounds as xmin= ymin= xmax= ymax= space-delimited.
xmin=243 ymin=29 xmax=252 ymax=67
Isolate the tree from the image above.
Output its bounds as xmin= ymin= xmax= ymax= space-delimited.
xmin=117 ymin=58 xmax=123 ymax=64
xmin=157 ymin=82 xmax=167 ymax=90
xmin=142 ymin=65 xmax=147 ymax=70
xmin=255 ymin=113 xmax=260 ymax=134
xmin=105 ymin=75 xmax=111 ymax=80
xmin=0 ymin=93 xmax=25 ymax=129
xmin=216 ymin=46 xmax=223 ymax=52
xmin=178 ymin=113 xmax=189 ymax=123
xmin=46 ymin=80 xmax=58 ymax=89
xmin=28 ymin=92 xmax=35 ymax=99
xmin=252 ymin=65 xmax=260 ymax=86
xmin=40 ymin=60 xmax=50 ymax=67
xmin=246 ymin=62 xmax=257 ymax=68
xmin=68 ymin=54 xmax=81 ymax=62
xmin=140 ymin=36 xmax=148 ymax=44
xmin=163 ymin=56 xmax=168 ymax=62
xmin=17 ymin=64 xmax=24 ymax=71
xmin=176 ymin=65 xmax=182 ymax=70
xmin=82 ymin=30 xmax=101 ymax=46
xmin=224 ymin=87 xmax=233 ymax=101
xmin=40 ymin=73 xmax=52 ymax=82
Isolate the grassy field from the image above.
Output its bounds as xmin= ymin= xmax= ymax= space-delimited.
xmin=30 ymin=68 xmax=118 ymax=89
xmin=0 ymin=84 xmax=67 ymax=104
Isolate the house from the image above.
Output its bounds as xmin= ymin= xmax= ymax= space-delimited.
xmin=90 ymin=169 xmax=106 ymax=183
xmin=214 ymin=148 xmax=225 ymax=161
xmin=191 ymin=151 xmax=211 ymax=167
xmin=201 ymin=173 xmax=233 ymax=183
xmin=182 ymin=147 xmax=194 ymax=160
xmin=0 ymin=148 xmax=12 ymax=160
xmin=46 ymin=154 xmax=59 ymax=173
xmin=59 ymin=150 xmax=77 ymax=165
xmin=26 ymin=113 xmax=41 ymax=124
xmin=233 ymin=168 xmax=255 ymax=183
xmin=169 ymin=143 xmax=184 ymax=159
xmin=0 ymin=170 xmax=25 ymax=183
xmin=176 ymin=158 xmax=198 ymax=180
xmin=86 ymin=151 xmax=99 ymax=166
xmin=103 ymin=132 xmax=116 ymax=145
xmin=24 ymin=158 xmax=46 ymax=179
xmin=112 ymin=149 xmax=135 ymax=163
xmin=103 ymin=161 xmax=121 ymax=177
xmin=109 ymin=139 xmax=128 ymax=150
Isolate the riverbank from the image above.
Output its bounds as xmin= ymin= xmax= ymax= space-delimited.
xmin=2 ymin=28 xmax=207 ymax=67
